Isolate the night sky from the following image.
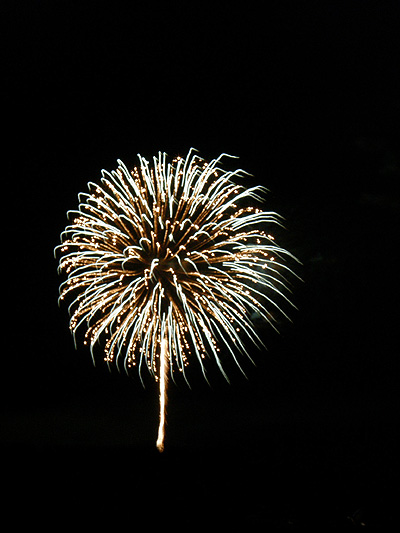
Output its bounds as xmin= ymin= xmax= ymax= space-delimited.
xmin=3 ymin=1 xmax=399 ymax=527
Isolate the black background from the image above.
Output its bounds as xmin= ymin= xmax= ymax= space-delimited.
xmin=2 ymin=1 xmax=399 ymax=527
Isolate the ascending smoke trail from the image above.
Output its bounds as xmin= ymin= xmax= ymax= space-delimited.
xmin=156 ymin=336 xmax=169 ymax=452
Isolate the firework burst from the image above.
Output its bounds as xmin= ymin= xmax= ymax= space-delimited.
xmin=55 ymin=149 xmax=297 ymax=450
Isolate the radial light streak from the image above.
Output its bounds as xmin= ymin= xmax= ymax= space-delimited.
xmin=55 ymin=149 xmax=298 ymax=450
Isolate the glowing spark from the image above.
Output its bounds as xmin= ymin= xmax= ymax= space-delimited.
xmin=55 ymin=148 xmax=298 ymax=450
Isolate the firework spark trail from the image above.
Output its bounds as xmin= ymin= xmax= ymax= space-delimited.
xmin=156 ymin=333 xmax=169 ymax=452
xmin=55 ymin=148 xmax=298 ymax=450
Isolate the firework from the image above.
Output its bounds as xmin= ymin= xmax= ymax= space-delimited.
xmin=55 ymin=149 xmax=297 ymax=451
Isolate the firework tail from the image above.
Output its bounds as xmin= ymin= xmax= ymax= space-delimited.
xmin=156 ymin=333 xmax=169 ymax=452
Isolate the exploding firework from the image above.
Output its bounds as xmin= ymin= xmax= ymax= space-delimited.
xmin=55 ymin=149 xmax=297 ymax=451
